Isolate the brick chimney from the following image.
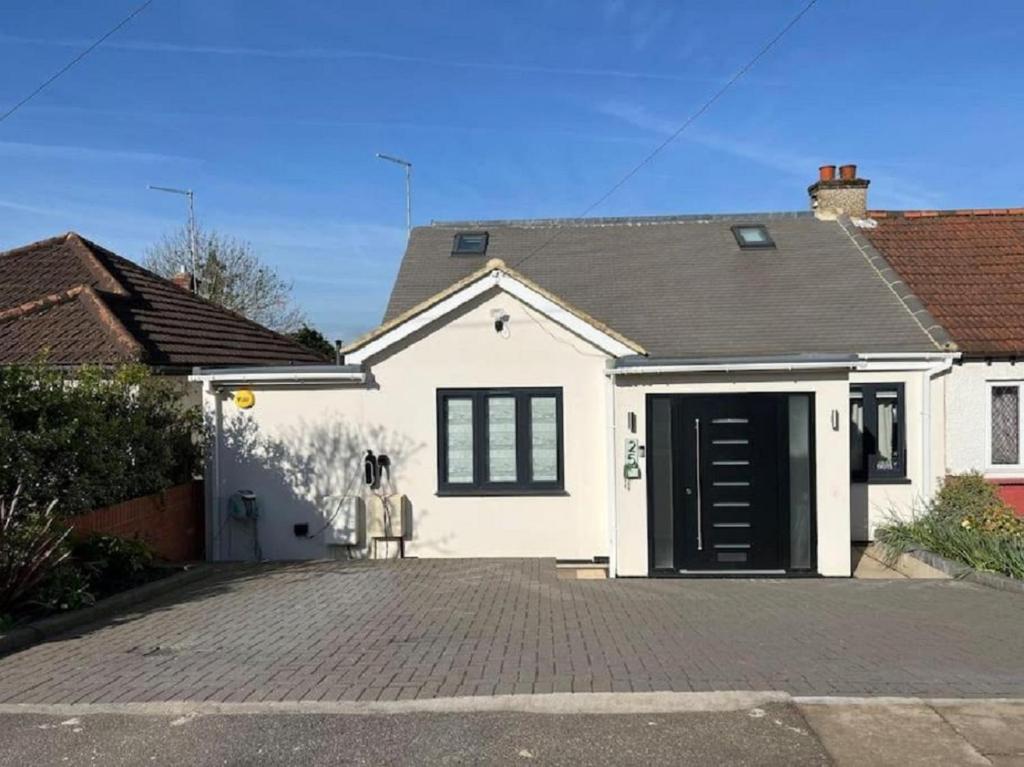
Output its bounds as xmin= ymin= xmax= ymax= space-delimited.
xmin=808 ymin=164 xmax=870 ymax=219
xmin=171 ymin=271 xmax=196 ymax=291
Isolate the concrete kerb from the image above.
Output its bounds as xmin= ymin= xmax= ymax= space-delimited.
xmin=0 ymin=693 xmax=1020 ymax=719
xmin=905 ymin=548 xmax=1024 ymax=594
xmin=0 ymin=691 xmax=792 ymax=718
xmin=0 ymin=564 xmax=221 ymax=658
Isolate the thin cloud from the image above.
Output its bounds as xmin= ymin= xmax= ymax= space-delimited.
xmin=0 ymin=33 xmax=721 ymax=85
xmin=597 ymin=100 xmax=944 ymax=209
xmin=0 ymin=139 xmax=194 ymax=164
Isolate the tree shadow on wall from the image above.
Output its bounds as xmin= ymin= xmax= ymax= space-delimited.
xmin=213 ymin=412 xmax=456 ymax=560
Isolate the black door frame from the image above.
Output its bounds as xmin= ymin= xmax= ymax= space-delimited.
xmin=645 ymin=392 xmax=818 ymax=577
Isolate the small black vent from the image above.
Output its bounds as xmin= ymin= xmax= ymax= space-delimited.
xmin=452 ymin=231 xmax=489 ymax=255
xmin=731 ymin=224 xmax=775 ymax=249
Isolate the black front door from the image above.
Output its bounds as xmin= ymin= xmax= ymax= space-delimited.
xmin=674 ymin=395 xmax=784 ymax=571
xmin=646 ymin=393 xmax=814 ymax=574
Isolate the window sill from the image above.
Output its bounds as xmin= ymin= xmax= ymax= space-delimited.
xmin=436 ymin=489 xmax=569 ymax=498
xmin=851 ymin=477 xmax=912 ymax=486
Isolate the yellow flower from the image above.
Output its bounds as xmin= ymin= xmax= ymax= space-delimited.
xmin=960 ymin=518 xmax=972 ymax=529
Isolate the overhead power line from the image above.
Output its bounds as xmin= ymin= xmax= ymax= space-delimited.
xmin=509 ymin=0 xmax=819 ymax=271
xmin=0 ymin=0 xmax=156 ymax=125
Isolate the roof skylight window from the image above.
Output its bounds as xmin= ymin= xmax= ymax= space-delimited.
xmin=731 ymin=224 xmax=775 ymax=249
xmin=452 ymin=231 xmax=489 ymax=255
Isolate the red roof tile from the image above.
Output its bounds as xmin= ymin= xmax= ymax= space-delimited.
xmin=0 ymin=233 xmax=325 ymax=368
xmin=863 ymin=210 xmax=1024 ymax=355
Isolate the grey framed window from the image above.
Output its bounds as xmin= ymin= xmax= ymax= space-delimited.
xmin=850 ymin=383 xmax=906 ymax=482
xmin=451 ymin=231 xmax=489 ymax=255
xmin=437 ymin=388 xmax=563 ymax=495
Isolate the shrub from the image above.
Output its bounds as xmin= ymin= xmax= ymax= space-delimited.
xmin=72 ymin=535 xmax=154 ymax=598
xmin=30 ymin=559 xmax=94 ymax=613
xmin=930 ymin=472 xmax=1024 ymax=536
xmin=877 ymin=473 xmax=1024 ymax=579
xmin=0 ymin=362 xmax=201 ymax=515
xmin=0 ymin=490 xmax=70 ymax=614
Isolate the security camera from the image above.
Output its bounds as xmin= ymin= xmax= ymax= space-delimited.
xmin=491 ymin=309 xmax=510 ymax=334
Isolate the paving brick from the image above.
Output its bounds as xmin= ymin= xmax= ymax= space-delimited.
xmin=0 ymin=559 xmax=1021 ymax=704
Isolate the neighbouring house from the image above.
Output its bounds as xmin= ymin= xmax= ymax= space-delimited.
xmin=196 ymin=164 xmax=963 ymax=578
xmin=861 ymin=208 xmax=1024 ymax=514
xmin=0 ymin=232 xmax=326 ymax=397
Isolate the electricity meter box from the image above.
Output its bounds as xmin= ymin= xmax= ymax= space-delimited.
xmin=366 ymin=494 xmax=411 ymax=539
xmin=322 ymin=496 xmax=365 ymax=546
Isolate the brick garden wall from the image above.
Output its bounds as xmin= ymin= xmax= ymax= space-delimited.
xmin=68 ymin=480 xmax=205 ymax=561
xmin=993 ymin=479 xmax=1024 ymax=518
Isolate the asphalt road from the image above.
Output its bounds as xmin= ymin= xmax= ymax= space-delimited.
xmin=0 ymin=706 xmax=829 ymax=766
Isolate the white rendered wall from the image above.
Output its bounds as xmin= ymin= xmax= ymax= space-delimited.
xmin=206 ymin=288 xmax=612 ymax=561
xmin=947 ymin=360 xmax=1024 ymax=478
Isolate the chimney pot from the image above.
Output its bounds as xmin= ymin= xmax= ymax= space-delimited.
xmin=808 ymin=164 xmax=869 ymax=219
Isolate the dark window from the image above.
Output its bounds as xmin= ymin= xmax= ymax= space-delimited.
xmin=437 ymin=388 xmax=563 ymax=495
xmin=731 ymin=224 xmax=775 ymax=249
xmin=451 ymin=231 xmax=489 ymax=255
xmin=850 ymin=383 xmax=906 ymax=482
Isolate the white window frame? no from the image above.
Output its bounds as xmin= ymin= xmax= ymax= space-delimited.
xmin=985 ymin=380 xmax=1024 ymax=474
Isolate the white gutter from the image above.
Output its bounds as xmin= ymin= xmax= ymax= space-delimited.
xmin=858 ymin=352 xmax=959 ymax=361
xmin=190 ymin=370 xmax=366 ymax=386
xmin=609 ymin=360 xmax=865 ymax=376
xmin=604 ymin=372 xmax=618 ymax=578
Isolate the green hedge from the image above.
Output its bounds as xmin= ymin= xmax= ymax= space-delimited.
xmin=0 ymin=363 xmax=201 ymax=515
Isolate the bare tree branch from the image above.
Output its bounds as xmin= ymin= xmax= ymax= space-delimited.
xmin=145 ymin=225 xmax=305 ymax=333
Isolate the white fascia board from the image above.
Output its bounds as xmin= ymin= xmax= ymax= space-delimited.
xmin=856 ymin=351 xmax=960 ymax=372
xmin=188 ymin=371 xmax=366 ymax=386
xmin=609 ymin=360 xmax=865 ymax=376
xmin=497 ymin=276 xmax=638 ymax=358
xmin=346 ymin=269 xmax=637 ymax=364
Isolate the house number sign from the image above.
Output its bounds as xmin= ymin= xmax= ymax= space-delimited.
xmin=624 ymin=438 xmax=642 ymax=480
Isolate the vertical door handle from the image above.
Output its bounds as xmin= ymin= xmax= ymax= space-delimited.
xmin=694 ymin=417 xmax=703 ymax=552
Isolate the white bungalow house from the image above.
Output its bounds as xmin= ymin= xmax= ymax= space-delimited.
xmin=194 ymin=165 xmax=960 ymax=577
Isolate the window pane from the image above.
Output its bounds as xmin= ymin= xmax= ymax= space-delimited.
xmin=739 ymin=226 xmax=767 ymax=243
xmin=530 ymin=396 xmax=558 ymax=482
xmin=850 ymin=391 xmax=865 ymax=474
xmin=446 ymin=399 xmax=474 ymax=484
xmin=788 ymin=395 xmax=813 ymax=570
xmin=487 ymin=397 xmax=517 ymax=482
xmin=875 ymin=391 xmax=900 ymax=472
xmin=649 ymin=398 xmax=674 ymax=570
xmin=992 ymin=386 xmax=1020 ymax=465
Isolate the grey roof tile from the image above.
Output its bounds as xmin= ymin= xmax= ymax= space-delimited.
xmin=385 ymin=212 xmax=942 ymax=358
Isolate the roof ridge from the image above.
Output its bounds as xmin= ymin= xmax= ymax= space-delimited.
xmin=429 ymin=210 xmax=813 ymax=229
xmin=0 ymin=283 xmax=144 ymax=361
xmin=868 ymin=208 xmax=1024 ymax=219
xmin=0 ymin=233 xmax=70 ymax=259
xmin=835 ymin=217 xmax=956 ymax=352
xmin=63 ymin=233 xmax=131 ymax=297
xmin=71 ymin=283 xmax=145 ymax=360
xmin=0 ymin=285 xmax=87 ymax=322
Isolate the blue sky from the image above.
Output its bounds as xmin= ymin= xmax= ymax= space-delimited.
xmin=2 ymin=1 xmax=1022 ymax=341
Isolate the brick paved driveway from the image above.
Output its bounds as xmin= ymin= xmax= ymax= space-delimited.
xmin=0 ymin=559 xmax=1021 ymax=704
